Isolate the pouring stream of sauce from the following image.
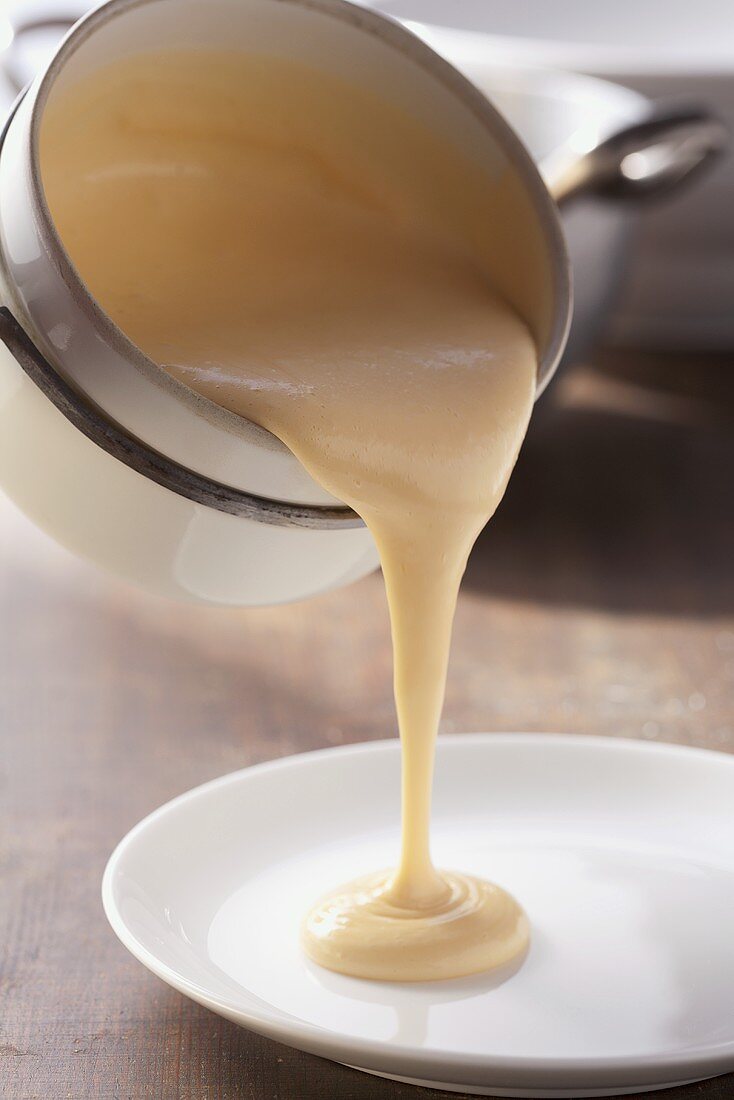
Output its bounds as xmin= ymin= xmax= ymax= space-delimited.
xmin=42 ymin=51 xmax=537 ymax=980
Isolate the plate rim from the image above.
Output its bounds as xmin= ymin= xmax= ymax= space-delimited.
xmin=102 ymin=733 xmax=734 ymax=1091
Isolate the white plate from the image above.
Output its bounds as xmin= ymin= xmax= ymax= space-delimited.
xmin=103 ymin=734 xmax=734 ymax=1097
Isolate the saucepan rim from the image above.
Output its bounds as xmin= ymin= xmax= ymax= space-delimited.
xmin=4 ymin=0 xmax=572 ymax=527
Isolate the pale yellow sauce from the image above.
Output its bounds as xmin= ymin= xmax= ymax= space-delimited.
xmin=41 ymin=52 xmax=535 ymax=981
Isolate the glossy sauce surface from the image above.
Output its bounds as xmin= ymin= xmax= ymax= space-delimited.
xmin=41 ymin=51 xmax=536 ymax=980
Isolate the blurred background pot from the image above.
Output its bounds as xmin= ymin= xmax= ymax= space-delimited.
xmin=0 ymin=1 xmax=726 ymax=370
xmin=364 ymin=0 xmax=734 ymax=351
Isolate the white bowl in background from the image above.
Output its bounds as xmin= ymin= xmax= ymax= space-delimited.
xmin=1 ymin=4 xmax=723 ymax=370
xmin=441 ymin=63 xmax=649 ymax=366
xmin=366 ymin=1 xmax=734 ymax=350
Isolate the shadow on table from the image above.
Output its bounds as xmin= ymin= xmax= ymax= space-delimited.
xmin=463 ymin=352 xmax=734 ymax=617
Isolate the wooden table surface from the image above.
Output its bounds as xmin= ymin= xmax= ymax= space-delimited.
xmin=1 ymin=350 xmax=733 ymax=1100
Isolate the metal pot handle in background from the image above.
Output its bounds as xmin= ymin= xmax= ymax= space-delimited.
xmin=552 ymin=103 xmax=728 ymax=207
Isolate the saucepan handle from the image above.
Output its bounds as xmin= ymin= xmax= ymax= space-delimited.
xmin=552 ymin=102 xmax=728 ymax=207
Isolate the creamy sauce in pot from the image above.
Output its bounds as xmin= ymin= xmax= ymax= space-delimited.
xmin=41 ymin=51 xmax=537 ymax=980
